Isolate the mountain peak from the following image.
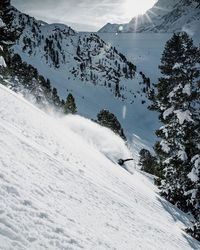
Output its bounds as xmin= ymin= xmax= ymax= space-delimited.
xmin=98 ymin=0 xmax=200 ymax=34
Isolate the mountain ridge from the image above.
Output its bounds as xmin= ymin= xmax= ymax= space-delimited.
xmin=98 ymin=0 xmax=200 ymax=34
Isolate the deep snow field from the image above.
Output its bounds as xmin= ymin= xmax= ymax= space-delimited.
xmin=0 ymin=84 xmax=200 ymax=249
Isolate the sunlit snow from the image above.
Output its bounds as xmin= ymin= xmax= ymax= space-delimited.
xmin=0 ymin=84 xmax=199 ymax=249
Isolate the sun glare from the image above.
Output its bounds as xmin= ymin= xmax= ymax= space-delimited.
xmin=123 ymin=0 xmax=157 ymax=18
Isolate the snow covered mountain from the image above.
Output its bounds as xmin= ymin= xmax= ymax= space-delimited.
xmin=99 ymin=0 xmax=200 ymax=34
xmin=1 ymin=80 xmax=200 ymax=249
xmin=0 ymin=0 xmax=157 ymax=144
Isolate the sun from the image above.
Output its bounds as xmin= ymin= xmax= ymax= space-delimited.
xmin=123 ymin=0 xmax=157 ymax=19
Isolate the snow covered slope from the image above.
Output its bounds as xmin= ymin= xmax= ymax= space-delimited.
xmin=98 ymin=33 xmax=172 ymax=83
xmin=99 ymin=0 xmax=200 ymax=34
xmin=0 ymin=81 xmax=200 ymax=249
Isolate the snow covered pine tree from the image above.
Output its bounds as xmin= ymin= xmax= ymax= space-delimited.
xmin=151 ymin=32 xmax=200 ymax=222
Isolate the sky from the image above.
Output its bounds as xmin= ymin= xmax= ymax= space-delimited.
xmin=11 ymin=0 xmax=157 ymax=31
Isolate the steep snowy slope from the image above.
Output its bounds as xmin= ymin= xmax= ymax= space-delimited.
xmin=99 ymin=0 xmax=200 ymax=34
xmin=98 ymin=33 xmax=172 ymax=83
xmin=0 ymin=0 xmax=157 ymax=144
xmin=0 ymin=82 xmax=200 ymax=249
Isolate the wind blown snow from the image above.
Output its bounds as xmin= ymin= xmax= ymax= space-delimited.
xmin=174 ymin=110 xmax=193 ymax=125
xmin=172 ymin=63 xmax=182 ymax=69
xmin=0 ymin=56 xmax=7 ymax=67
xmin=160 ymin=140 xmax=170 ymax=153
xmin=163 ymin=107 xmax=174 ymax=119
xmin=0 ymin=18 xmax=6 ymax=27
xmin=0 ymin=84 xmax=199 ymax=250
xmin=62 ymin=114 xmax=133 ymax=169
xmin=182 ymin=84 xmax=191 ymax=96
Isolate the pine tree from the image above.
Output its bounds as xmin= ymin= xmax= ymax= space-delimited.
xmin=139 ymin=149 xmax=160 ymax=177
xmin=96 ymin=109 xmax=126 ymax=140
xmin=186 ymin=222 xmax=200 ymax=241
xmin=77 ymin=45 xmax=81 ymax=57
xmin=64 ymin=93 xmax=77 ymax=114
xmin=52 ymin=87 xmax=60 ymax=107
xmin=151 ymin=32 xmax=200 ymax=216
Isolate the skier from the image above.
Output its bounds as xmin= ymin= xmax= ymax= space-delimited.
xmin=117 ymin=158 xmax=133 ymax=166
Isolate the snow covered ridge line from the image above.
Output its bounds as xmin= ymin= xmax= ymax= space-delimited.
xmin=0 ymin=0 xmax=145 ymax=105
xmin=0 ymin=82 xmax=200 ymax=250
xmin=98 ymin=0 xmax=200 ymax=34
xmin=0 ymin=2 xmax=137 ymax=87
